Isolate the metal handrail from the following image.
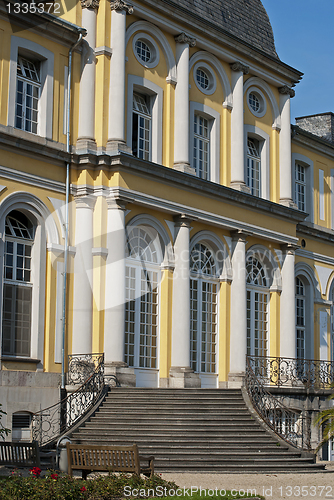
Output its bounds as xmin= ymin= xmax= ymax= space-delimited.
xmin=31 ymin=354 xmax=105 ymax=448
xmin=245 ymin=356 xmax=311 ymax=450
xmin=247 ymin=355 xmax=334 ymax=390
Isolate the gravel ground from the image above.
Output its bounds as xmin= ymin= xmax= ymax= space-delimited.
xmin=161 ymin=464 xmax=334 ymax=500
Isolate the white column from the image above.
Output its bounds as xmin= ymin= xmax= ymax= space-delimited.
xmin=230 ymin=62 xmax=249 ymax=192
xmin=229 ymin=231 xmax=247 ymax=387
xmin=173 ymin=33 xmax=196 ymax=175
xmin=170 ymin=215 xmax=200 ymax=387
xmin=107 ymin=0 xmax=133 ymax=154
xmin=104 ymin=197 xmax=126 ymax=365
xmin=77 ymin=0 xmax=98 ymax=151
xmin=279 ymin=85 xmax=295 ymax=206
xmin=72 ymin=195 xmax=96 ymax=354
xmin=280 ymin=245 xmax=296 ymax=358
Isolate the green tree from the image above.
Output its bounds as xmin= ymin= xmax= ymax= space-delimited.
xmin=314 ymin=393 xmax=334 ymax=453
xmin=0 ymin=404 xmax=10 ymax=440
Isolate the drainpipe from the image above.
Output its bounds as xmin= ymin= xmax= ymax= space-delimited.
xmin=61 ymin=32 xmax=84 ymax=391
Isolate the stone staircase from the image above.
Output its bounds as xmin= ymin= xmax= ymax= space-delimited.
xmin=71 ymin=388 xmax=325 ymax=473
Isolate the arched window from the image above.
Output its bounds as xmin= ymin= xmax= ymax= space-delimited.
xmin=246 ymin=138 xmax=261 ymax=197
xmin=190 ymin=243 xmax=218 ymax=374
xmin=125 ymin=226 xmax=161 ymax=370
xmin=246 ymin=256 xmax=269 ymax=357
xmin=2 ymin=211 xmax=34 ymax=357
xmin=296 ymin=277 xmax=306 ymax=360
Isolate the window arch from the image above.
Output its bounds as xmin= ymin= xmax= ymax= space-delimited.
xmin=190 ymin=243 xmax=218 ymax=375
xmin=246 ymin=256 xmax=269 ymax=357
xmin=2 ymin=211 xmax=35 ymax=357
xmin=124 ymin=225 xmax=162 ymax=372
xmin=295 ymin=273 xmax=314 ymax=360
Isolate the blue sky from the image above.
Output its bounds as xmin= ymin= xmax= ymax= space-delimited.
xmin=261 ymin=0 xmax=334 ymax=121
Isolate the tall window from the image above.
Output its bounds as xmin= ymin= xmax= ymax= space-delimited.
xmin=125 ymin=227 xmax=160 ymax=369
xmin=193 ymin=114 xmax=210 ymax=180
xmin=296 ymin=277 xmax=306 ymax=360
xmin=246 ymin=256 xmax=269 ymax=357
xmin=132 ymin=93 xmax=151 ymax=161
xmin=247 ymin=138 xmax=261 ymax=197
xmin=190 ymin=243 xmax=218 ymax=373
xmin=295 ymin=163 xmax=306 ymax=211
xmin=15 ymin=56 xmax=40 ymax=134
xmin=331 ymin=287 xmax=334 ymax=363
xmin=2 ymin=211 xmax=34 ymax=357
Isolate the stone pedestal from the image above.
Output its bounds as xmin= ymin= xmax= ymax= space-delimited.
xmin=104 ymin=362 xmax=136 ymax=387
xmin=228 ymin=372 xmax=245 ymax=388
xmin=169 ymin=367 xmax=201 ymax=388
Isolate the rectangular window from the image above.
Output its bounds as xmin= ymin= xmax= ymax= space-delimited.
xmin=295 ymin=163 xmax=306 ymax=211
xmin=2 ymin=283 xmax=32 ymax=356
xmin=15 ymin=57 xmax=40 ymax=134
xmin=132 ymin=93 xmax=151 ymax=161
xmin=193 ymin=114 xmax=210 ymax=180
xmin=319 ymin=169 xmax=325 ymax=221
xmin=246 ymin=138 xmax=261 ymax=197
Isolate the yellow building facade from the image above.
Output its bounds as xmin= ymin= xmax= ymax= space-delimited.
xmin=1 ymin=0 xmax=334 ymax=450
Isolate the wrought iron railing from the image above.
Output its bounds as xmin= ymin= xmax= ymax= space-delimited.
xmin=67 ymin=353 xmax=104 ymax=385
xmin=247 ymin=355 xmax=334 ymax=390
xmin=32 ymin=354 xmax=105 ymax=448
xmin=245 ymin=356 xmax=311 ymax=450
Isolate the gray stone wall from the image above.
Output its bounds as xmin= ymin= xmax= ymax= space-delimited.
xmin=296 ymin=113 xmax=334 ymax=143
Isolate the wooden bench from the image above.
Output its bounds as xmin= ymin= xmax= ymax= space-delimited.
xmin=66 ymin=443 xmax=154 ymax=479
xmin=0 ymin=441 xmax=56 ymax=469
xmin=0 ymin=441 xmax=41 ymax=468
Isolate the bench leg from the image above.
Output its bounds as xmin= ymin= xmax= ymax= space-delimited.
xmin=82 ymin=470 xmax=90 ymax=480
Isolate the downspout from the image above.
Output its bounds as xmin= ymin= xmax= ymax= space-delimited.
xmin=61 ymin=32 xmax=84 ymax=391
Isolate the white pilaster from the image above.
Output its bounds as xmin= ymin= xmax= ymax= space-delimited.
xmin=230 ymin=62 xmax=249 ymax=193
xmin=279 ymin=86 xmax=295 ymax=207
xmin=280 ymin=245 xmax=296 ymax=358
xmin=104 ymin=197 xmax=126 ymax=364
xmin=107 ymin=0 xmax=133 ymax=154
xmin=173 ymin=33 xmax=196 ymax=175
xmin=77 ymin=0 xmax=99 ymax=151
xmin=229 ymin=231 xmax=247 ymax=387
xmin=72 ymin=195 xmax=96 ymax=354
xmin=170 ymin=214 xmax=200 ymax=387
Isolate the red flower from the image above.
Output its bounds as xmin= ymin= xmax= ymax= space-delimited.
xmin=51 ymin=473 xmax=58 ymax=480
xmin=81 ymin=486 xmax=87 ymax=492
xmin=29 ymin=467 xmax=41 ymax=477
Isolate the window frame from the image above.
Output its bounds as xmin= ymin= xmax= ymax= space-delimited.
xmin=127 ymin=75 xmax=163 ymax=164
xmin=292 ymin=153 xmax=313 ymax=222
xmin=132 ymin=93 xmax=152 ymax=161
xmin=244 ymin=125 xmax=270 ymax=200
xmin=190 ymin=102 xmax=220 ymax=183
xmin=8 ymin=37 xmax=54 ymax=139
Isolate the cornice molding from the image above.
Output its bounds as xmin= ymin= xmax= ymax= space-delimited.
xmin=0 ymin=164 xmax=65 ymax=194
xmin=110 ymin=0 xmax=133 ymax=13
xmin=297 ymin=222 xmax=334 ymax=244
xmin=174 ymin=32 xmax=196 ymax=47
xmin=230 ymin=61 xmax=249 ymax=74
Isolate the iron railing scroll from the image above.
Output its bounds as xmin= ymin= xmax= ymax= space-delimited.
xmin=245 ymin=356 xmax=311 ymax=450
xmin=32 ymin=354 xmax=105 ymax=448
xmin=67 ymin=353 xmax=105 ymax=385
xmin=247 ymin=355 xmax=334 ymax=390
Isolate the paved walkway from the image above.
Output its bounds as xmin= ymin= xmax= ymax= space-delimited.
xmin=162 ymin=464 xmax=334 ymax=500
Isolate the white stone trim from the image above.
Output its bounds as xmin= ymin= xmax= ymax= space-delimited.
xmin=189 ymin=51 xmax=232 ymax=109
xmin=126 ymin=214 xmax=174 ymax=268
xmin=292 ymin=153 xmax=314 ymax=222
xmin=110 ymin=186 xmax=299 ymax=246
xmin=319 ymin=169 xmax=325 ymax=221
xmin=193 ymin=62 xmax=216 ymax=96
xmin=243 ymin=77 xmax=281 ymax=130
xmin=126 ymin=21 xmax=177 ymax=84
xmin=246 ymin=244 xmax=282 ymax=291
xmin=95 ymin=46 xmax=113 ymax=57
xmin=0 ymin=164 xmax=65 ymax=194
xmin=54 ymin=260 xmax=64 ymax=364
xmin=132 ymin=33 xmax=160 ymax=69
xmin=189 ymin=230 xmax=232 ymax=282
xmin=126 ymin=75 xmax=163 ymax=164
xmin=331 ymin=169 xmax=334 ymax=231
xmin=92 ymin=247 xmax=108 ymax=258
xmin=244 ymin=125 xmax=270 ymax=200
xmin=190 ymin=101 xmax=220 ymax=183
xmin=246 ymin=86 xmax=267 ymax=118
xmin=295 ymin=261 xmax=321 ymax=301
xmin=295 ymin=264 xmax=316 ymax=359
xmin=8 ymin=36 xmax=54 ymax=139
